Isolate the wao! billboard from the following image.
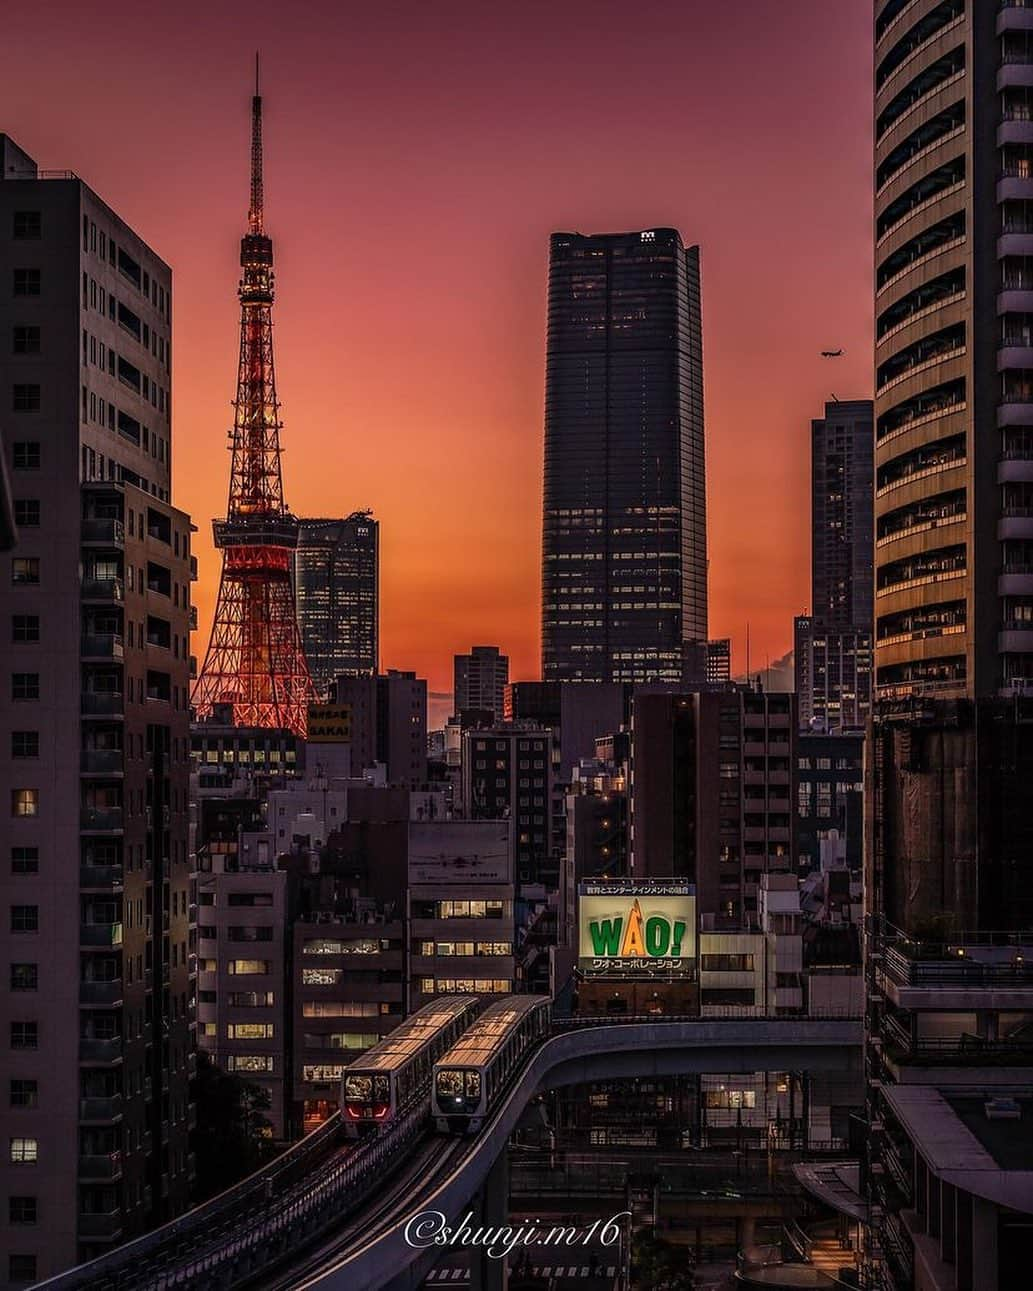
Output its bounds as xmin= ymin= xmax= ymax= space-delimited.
xmin=577 ymin=880 xmax=696 ymax=977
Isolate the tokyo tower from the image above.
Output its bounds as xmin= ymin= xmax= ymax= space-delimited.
xmin=192 ymin=64 xmax=314 ymax=738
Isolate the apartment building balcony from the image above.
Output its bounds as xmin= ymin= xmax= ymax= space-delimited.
xmin=81 ymin=518 xmax=125 ymax=547
xmin=999 ymin=3 xmax=1033 ymax=36
xmin=80 ymin=921 xmax=123 ymax=948
xmin=81 ymin=692 xmax=124 ymax=718
xmin=79 ymin=980 xmax=123 ymax=1007
xmin=77 ymin=1210 xmax=123 ymax=1242
xmin=79 ymin=1094 xmax=123 ymax=1123
xmin=80 ymin=865 xmax=123 ymax=890
xmin=1000 ymin=624 xmax=1033 ymax=651
xmin=81 ymin=633 xmax=124 ymax=661
xmin=78 ymin=1152 xmax=123 ymax=1181
xmin=79 ymin=1036 xmax=122 ymax=1064
xmin=999 ymin=510 xmax=1033 ymax=539
xmin=81 ymin=577 xmax=124 ymax=603
xmin=999 ymin=341 xmax=1033 ymax=370
xmin=80 ymin=749 xmax=124 ymax=775
xmin=998 ymin=288 xmax=1033 ymax=319
xmin=998 ymin=454 xmax=1033 ymax=483
xmin=998 ymin=396 xmax=1033 ymax=426
xmin=81 ymin=808 xmax=124 ymax=833
xmin=1002 ymin=565 xmax=1033 ymax=593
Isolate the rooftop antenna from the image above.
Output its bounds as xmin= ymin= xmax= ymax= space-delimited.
xmin=249 ymin=51 xmax=263 ymax=236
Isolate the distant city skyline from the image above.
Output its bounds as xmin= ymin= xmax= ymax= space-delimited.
xmin=1 ymin=0 xmax=873 ymax=697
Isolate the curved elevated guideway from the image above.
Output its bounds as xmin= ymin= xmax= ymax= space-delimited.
xmin=35 ymin=1014 xmax=861 ymax=1291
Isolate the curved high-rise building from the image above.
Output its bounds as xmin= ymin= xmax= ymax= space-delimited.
xmin=541 ymin=228 xmax=707 ymax=683
xmin=874 ymin=0 xmax=1033 ymax=700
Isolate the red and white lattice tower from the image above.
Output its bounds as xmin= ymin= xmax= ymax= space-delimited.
xmin=192 ymin=64 xmax=313 ymax=737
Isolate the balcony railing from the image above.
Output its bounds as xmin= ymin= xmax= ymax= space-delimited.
xmin=80 ymin=922 xmax=123 ymax=947
xmin=81 ymin=519 xmax=125 ymax=545
xmin=81 ymin=633 xmax=124 ymax=660
xmin=79 ymin=1036 xmax=122 ymax=1063
xmin=77 ymin=1210 xmax=124 ymax=1241
xmin=81 ymin=577 xmax=124 ymax=602
xmin=883 ymin=943 xmax=1033 ymax=986
xmin=81 ymin=692 xmax=124 ymax=717
xmin=80 ymin=749 xmax=123 ymax=775
xmin=79 ymin=980 xmax=124 ymax=1006
xmin=79 ymin=1094 xmax=123 ymax=1122
xmin=80 ymin=865 xmax=124 ymax=889
xmin=78 ymin=1152 xmax=123 ymax=1180
xmin=81 ymin=808 xmax=124 ymax=832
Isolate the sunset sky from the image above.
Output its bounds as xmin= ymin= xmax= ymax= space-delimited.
xmin=5 ymin=1 xmax=873 ymax=719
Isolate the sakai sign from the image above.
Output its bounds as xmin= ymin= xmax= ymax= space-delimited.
xmin=577 ymin=881 xmax=696 ymax=977
xmin=306 ymin=704 xmax=352 ymax=743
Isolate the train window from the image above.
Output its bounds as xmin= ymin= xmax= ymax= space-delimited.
xmin=344 ymin=1075 xmax=371 ymax=1100
xmin=466 ymin=1072 xmax=481 ymax=1101
xmin=437 ymin=1070 xmax=464 ymax=1101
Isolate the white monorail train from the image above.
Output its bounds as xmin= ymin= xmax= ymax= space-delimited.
xmin=340 ymin=995 xmax=482 ymax=1136
xmin=432 ymin=995 xmax=551 ymax=1134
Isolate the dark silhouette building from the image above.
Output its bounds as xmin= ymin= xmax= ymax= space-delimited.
xmin=541 ymin=228 xmax=707 ymax=683
xmin=794 ymin=399 xmax=873 ymax=732
xmin=294 ymin=513 xmax=379 ymax=696
xmin=453 ymin=645 xmax=508 ymax=722
xmin=0 ymin=133 xmax=194 ymax=1283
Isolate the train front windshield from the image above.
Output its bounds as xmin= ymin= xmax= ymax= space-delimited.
xmin=343 ymin=1073 xmax=390 ymax=1120
xmin=435 ymin=1068 xmax=481 ymax=1112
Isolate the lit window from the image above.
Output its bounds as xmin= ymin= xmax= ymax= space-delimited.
xmin=9 ymin=1138 xmax=37 ymax=1164
xmin=11 ymin=790 xmax=38 ymax=818
xmin=11 ymin=560 xmax=39 ymax=585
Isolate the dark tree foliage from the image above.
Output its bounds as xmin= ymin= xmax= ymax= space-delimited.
xmin=631 ymin=1232 xmax=697 ymax=1291
xmin=190 ymin=1050 xmax=278 ymax=1202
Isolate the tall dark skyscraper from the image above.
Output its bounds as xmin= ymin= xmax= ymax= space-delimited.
xmin=866 ymin=10 xmax=1033 ymax=1291
xmin=0 ymin=134 xmax=193 ymax=1283
xmin=794 ymin=400 xmax=873 ymax=731
xmin=294 ymin=512 xmax=379 ymax=696
xmin=541 ymin=228 xmax=707 ymax=683
xmin=810 ymin=400 xmax=873 ymax=630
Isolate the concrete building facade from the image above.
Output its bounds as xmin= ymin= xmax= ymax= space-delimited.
xmin=0 ymin=136 xmax=193 ymax=1286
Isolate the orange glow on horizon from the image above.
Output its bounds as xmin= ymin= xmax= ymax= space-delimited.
xmin=4 ymin=2 xmax=874 ymax=721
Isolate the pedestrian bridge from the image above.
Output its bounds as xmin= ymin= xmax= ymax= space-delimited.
xmin=36 ymin=1014 xmax=861 ymax=1291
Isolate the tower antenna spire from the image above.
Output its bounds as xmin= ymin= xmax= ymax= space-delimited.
xmin=193 ymin=65 xmax=313 ymax=738
xmin=249 ymin=51 xmax=264 ymax=235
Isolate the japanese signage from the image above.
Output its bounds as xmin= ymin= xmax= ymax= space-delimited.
xmin=578 ymin=881 xmax=696 ymax=976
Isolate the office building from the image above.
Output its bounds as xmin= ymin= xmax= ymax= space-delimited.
xmin=0 ymin=136 xmax=193 ymax=1284
xmin=795 ymin=616 xmax=873 ymax=733
xmin=796 ymin=730 xmax=864 ymax=875
xmin=461 ymin=725 xmax=555 ymax=887
xmin=812 ymin=400 xmax=874 ymax=631
xmin=865 ymin=9 xmax=1033 ymax=1288
xmin=541 ymin=228 xmax=707 ymax=683
xmin=334 ymin=670 xmax=427 ymax=788
xmin=794 ymin=400 xmax=873 ymax=732
xmin=196 ymin=852 xmax=288 ymax=1137
xmin=631 ymin=688 xmax=796 ymax=928
xmin=706 ymin=638 xmax=731 ymax=685
xmin=408 ymin=820 xmax=516 ymax=1008
xmin=294 ymin=513 xmax=379 ymax=697
xmin=453 ymin=645 xmax=508 ymax=722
